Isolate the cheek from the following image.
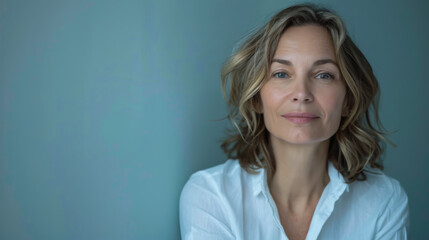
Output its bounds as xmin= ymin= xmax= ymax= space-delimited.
xmin=322 ymin=90 xmax=346 ymax=122
xmin=260 ymin=85 xmax=285 ymax=115
xmin=260 ymin=86 xmax=284 ymax=131
xmin=261 ymin=97 xmax=278 ymax=129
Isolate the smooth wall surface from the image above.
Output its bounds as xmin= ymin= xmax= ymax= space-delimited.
xmin=0 ymin=0 xmax=428 ymax=239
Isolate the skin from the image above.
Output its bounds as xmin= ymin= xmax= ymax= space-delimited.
xmin=260 ymin=25 xmax=347 ymax=240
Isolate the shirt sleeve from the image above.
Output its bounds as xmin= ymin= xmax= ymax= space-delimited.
xmin=179 ymin=172 xmax=235 ymax=240
xmin=374 ymin=179 xmax=410 ymax=240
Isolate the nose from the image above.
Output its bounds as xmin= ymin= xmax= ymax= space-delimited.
xmin=291 ymin=80 xmax=313 ymax=103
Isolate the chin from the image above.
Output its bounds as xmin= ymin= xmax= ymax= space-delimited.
xmin=275 ymin=133 xmax=333 ymax=146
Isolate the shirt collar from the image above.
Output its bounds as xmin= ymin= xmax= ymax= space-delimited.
xmin=252 ymin=160 xmax=350 ymax=197
xmin=252 ymin=167 xmax=265 ymax=196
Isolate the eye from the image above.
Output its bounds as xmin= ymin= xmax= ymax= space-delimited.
xmin=315 ymin=72 xmax=335 ymax=80
xmin=273 ymin=72 xmax=289 ymax=78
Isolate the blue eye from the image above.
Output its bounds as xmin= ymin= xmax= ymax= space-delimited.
xmin=316 ymin=73 xmax=334 ymax=80
xmin=273 ymin=72 xmax=289 ymax=78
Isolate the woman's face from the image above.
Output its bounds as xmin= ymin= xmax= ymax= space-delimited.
xmin=260 ymin=25 xmax=346 ymax=146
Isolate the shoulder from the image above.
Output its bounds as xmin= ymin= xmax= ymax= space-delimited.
xmin=180 ymin=160 xmax=246 ymax=201
xmin=188 ymin=159 xmax=243 ymax=181
xmin=350 ymin=167 xmax=408 ymax=206
xmin=347 ymin=167 xmax=410 ymax=238
xmin=179 ymin=160 xmax=248 ymax=239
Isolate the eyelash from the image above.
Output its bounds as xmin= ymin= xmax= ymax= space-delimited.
xmin=272 ymin=71 xmax=336 ymax=80
xmin=315 ymin=72 xmax=335 ymax=80
xmin=272 ymin=72 xmax=289 ymax=78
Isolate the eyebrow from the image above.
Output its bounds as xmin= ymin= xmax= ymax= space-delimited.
xmin=271 ymin=58 xmax=339 ymax=67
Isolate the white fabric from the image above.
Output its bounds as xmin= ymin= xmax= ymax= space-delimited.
xmin=180 ymin=160 xmax=409 ymax=240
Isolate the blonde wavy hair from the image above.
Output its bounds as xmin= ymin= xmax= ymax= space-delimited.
xmin=221 ymin=4 xmax=390 ymax=183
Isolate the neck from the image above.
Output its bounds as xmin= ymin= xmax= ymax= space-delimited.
xmin=268 ymin=136 xmax=330 ymax=215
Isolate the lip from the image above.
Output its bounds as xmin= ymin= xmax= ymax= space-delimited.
xmin=281 ymin=112 xmax=319 ymax=124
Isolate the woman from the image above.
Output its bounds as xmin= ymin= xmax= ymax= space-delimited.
xmin=180 ymin=4 xmax=409 ymax=240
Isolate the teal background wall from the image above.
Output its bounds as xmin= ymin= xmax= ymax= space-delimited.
xmin=1 ymin=0 xmax=427 ymax=239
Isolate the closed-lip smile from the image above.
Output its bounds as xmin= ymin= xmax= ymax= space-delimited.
xmin=281 ymin=112 xmax=319 ymax=124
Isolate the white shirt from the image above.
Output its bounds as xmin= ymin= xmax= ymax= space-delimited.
xmin=179 ymin=160 xmax=409 ymax=240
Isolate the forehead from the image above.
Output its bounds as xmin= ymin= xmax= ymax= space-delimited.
xmin=273 ymin=25 xmax=336 ymax=60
